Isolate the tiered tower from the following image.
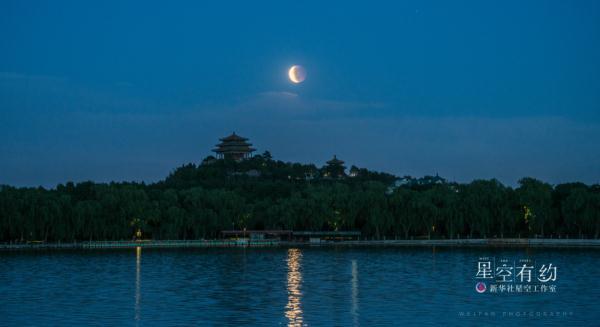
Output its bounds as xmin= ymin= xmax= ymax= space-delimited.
xmin=212 ymin=132 xmax=256 ymax=161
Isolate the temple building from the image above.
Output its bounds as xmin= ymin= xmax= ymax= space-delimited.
xmin=212 ymin=132 xmax=256 ymax=161
xmin=323 ymin=155 xmax=346 ymax=178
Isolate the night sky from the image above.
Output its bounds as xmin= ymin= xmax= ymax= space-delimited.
xmin=1 ymin=1 xmax=599 ymax=187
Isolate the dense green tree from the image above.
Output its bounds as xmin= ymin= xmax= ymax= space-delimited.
xmin=389 ymin=188 xmax=420 ymax=239
xmin=516 ymin=178 xmax=553 ymax=237
xmin=0 ymin=155 xmax=598 ymax=242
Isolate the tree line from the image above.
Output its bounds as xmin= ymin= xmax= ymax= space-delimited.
xmin=1 ymin=153 xmax=599 ymax=242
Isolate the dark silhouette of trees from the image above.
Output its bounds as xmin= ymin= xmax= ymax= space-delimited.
xmin=0 ymin=154 xmax=599 ymax=242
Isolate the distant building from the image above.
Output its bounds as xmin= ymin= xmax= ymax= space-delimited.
xmin=304 ymin=172 xmax=315 ymax=180
xmin=222 ymin=230 xmax=292 ymax=241
xmin=396 ymin=176 xmax=414 ymax=186
xmin=418 ymin=174 xmax=446 ymax=185
xmin=386 ymin=175 xmax=447 ymax=194
xmin=386 ymin=176 xmax=413 ymax=194
xmin=291 ymin=231 xmax=361 ymax=242
xmin=212 ymin=132 xmax=256 ymax=161
xmin=221 ymin=230 xmax=360 ymax=242
xmin=201 ymin=155 xmax=217 ymax=165
xmin=323 ymin=155 xmax=346 ymax=178
xmin=229 ymin=169 xmax=262 ymax=178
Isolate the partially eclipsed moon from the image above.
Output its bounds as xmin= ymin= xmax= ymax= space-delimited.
xmin=288 ymin=65 xmax=306 ymax=84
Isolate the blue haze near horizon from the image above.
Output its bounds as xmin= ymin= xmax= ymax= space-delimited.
xmin=1 ymin=0 xmax=599 ymax=187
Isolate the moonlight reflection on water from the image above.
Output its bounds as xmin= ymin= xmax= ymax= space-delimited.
xmin=285 ymin=248 xmax=303 ymax=327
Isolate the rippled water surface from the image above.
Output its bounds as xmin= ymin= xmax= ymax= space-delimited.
xmin=1 ymin=247 xmax=599 ymax=326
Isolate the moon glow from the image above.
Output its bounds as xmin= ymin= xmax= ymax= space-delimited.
xmin=288 ymin=65 xmax=306 ymax=84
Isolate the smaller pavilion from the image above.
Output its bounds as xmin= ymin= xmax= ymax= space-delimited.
xmin=324 ymin=155 xmax=346 ymax=178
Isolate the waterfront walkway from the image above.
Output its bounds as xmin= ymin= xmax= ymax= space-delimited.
xmin=1 ymin=238 xmax=600 ymax=251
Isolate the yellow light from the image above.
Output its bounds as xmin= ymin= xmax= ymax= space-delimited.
xmin=285 ymin=248 xmax=303 ymax=327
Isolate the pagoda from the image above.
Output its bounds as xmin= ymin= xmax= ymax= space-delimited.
xmin=324 ymin=155 xmax=346 ymax=178
xmin=212 ymin=132 xmax=256 ymax=161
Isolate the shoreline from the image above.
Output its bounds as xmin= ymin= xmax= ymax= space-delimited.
xmin=1 ymin=238 xmax=600 ymax=251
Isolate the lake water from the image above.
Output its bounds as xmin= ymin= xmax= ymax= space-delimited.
xmin=1 ymin=246 xmax=598 ymax=326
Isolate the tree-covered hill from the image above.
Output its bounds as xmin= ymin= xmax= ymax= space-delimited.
xmin=1 ymin=152 xmax=599 ymax=242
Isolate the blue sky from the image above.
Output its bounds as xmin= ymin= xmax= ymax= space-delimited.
xmin=1 ymin=0 xmax=599 ymax=187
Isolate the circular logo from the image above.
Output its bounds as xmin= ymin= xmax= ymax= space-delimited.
xmin=475 ymin=282 xmax=487 ymax=293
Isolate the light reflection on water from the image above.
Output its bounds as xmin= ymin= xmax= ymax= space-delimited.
xmin=1 ymin=247 xmax=599 ymax=326
xmin=135 ymin=246 xmax=141 ymax=324
xmin=351 ymin=259 xmax=358 ymax=326
xmin=285 ymin=248 xmax=303 ymax=327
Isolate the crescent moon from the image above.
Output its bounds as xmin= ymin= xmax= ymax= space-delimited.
xmin=289 ymin=66 xmax=300 ymax=83
xmin=288 ymin=65 xmax=306 ymax=84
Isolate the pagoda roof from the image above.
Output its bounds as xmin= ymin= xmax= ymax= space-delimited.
xmin=212 ymin=132 xmax=256 ymax=156
xmin=213 ymin=146 xmax=257 ymax=153
xmin=219 ymin=132 xmax=248 ymax=142
xmin=326 ymin=155 xmax=345 ymax=165
xmin=215 ymin=140 xmax=253 ymax=147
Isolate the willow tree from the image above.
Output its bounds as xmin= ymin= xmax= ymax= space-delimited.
xmin=516 ymin=178 xmax=553 ymax=237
